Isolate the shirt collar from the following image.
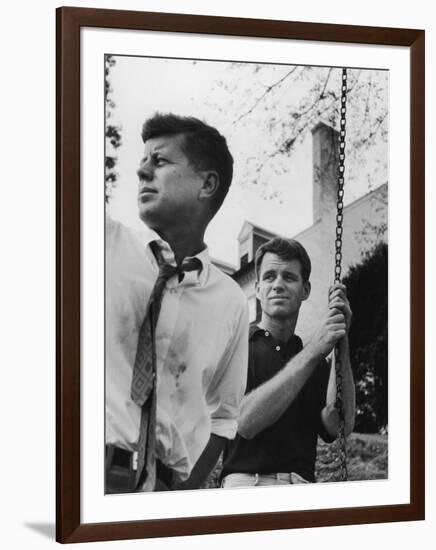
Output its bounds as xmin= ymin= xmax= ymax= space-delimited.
xmin=143 ymin=228 xmax=210 ymax=286
xmin=249 ymin=324 xmax=302 ymax=353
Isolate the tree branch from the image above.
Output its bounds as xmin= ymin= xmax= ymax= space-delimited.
xmin=233 ymin=67 xmax=299 ymax=124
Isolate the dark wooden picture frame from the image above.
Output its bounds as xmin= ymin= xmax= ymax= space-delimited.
xmin=56 ymin=6 xmax=425 ymax=543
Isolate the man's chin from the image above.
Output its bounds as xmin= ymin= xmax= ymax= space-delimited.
xmin=268 ymin=305 xmax=294 ymax=319
xmin=138 ymin=207 xmax=160 ymax=229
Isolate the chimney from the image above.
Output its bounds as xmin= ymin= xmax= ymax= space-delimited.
xmin=311 ymin=122 xmax=339 ymax=223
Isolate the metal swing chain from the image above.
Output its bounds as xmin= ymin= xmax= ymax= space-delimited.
xmin=333 ymin=67 xmax=348 ymax=482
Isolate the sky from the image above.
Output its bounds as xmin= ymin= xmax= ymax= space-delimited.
xmin=106 ymin=55 xmax=388 ymax=265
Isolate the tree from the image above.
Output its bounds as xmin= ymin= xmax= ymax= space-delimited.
xmin=342 ymin=242 xmax=388 ymax=433
xmin=105 ymin=55 xmax=122 ymax=202
xmin=208 ymin=64 xmax=388 ymax=199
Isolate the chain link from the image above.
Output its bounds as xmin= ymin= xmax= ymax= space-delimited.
xmin=333 ymin=68 xmax=348 ymax=482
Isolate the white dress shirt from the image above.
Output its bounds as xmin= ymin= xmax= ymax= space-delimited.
xmin=105 ymin=217 xmax=249 ymax=483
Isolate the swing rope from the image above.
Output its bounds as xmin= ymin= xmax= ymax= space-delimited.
xmin=333 ymin=68 xmax=348 ymax=482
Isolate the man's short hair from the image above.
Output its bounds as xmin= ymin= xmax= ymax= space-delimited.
xmin=255 ymin=237 xmax=312 ymax=284
xmin=141 ymin=113 xmax=233 ymax=214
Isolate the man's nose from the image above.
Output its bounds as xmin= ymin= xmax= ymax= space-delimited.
xmin=137 ymin=160 xmax=153 ymax=181
xmin=272 ymin=276 xmax=285 ymax=289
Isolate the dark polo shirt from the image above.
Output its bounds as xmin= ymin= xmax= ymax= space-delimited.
xmin=221 ymin=325 xmax=334 ymax=483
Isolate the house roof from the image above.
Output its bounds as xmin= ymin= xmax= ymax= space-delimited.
xmin=210 ymin=257 xmax=237 ymax=275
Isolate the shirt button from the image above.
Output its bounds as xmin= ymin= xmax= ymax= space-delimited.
xmin=276 ymin=345 xmax=281 ymax=351
xmin=265 ymin=331 xmax=269 ymax=337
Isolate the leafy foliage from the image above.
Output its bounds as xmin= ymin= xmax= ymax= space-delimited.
xmin=315 ymin=433 xmax=387 ymax=482
xmin=343 ymin=242 xmax=388 ymax=432
xmin=105 ymin=55 xmax=122 ymax=202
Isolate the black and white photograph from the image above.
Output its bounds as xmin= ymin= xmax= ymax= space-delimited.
xmin=104 ymin=54 xmax=389 ymax=495
xmin=2 ymin=0 xmax=431 ymax=547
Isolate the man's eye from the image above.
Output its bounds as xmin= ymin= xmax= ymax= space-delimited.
xmin=151 ymin=154 xmax=167 ymax=166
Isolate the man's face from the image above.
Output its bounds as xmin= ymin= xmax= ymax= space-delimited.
xmin=255 ymin=252 xmax=310 ymax=321
xmin=137 ymin=134 xmax=204 ymax=230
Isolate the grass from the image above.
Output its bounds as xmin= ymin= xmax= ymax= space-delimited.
xmin=315 ymin=432 xmax=388 ymax=482
xmin=202 ymin=432 xmax=388 ymax=489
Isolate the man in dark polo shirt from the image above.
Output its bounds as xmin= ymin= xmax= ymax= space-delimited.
xmin=221 ymin=237 xmax=355 ymax=487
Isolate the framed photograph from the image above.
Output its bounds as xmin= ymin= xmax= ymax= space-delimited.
xmin=56 ymin=7 xmax=425 ymax=543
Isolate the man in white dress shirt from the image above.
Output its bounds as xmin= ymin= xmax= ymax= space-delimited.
xmin=105 ymin=113 xmax=249 ymax=493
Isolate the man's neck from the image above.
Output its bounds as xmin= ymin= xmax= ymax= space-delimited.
xmin=154 ymin=223 xmax=206 ymax=265
xmin=258 ymin=314 xmax=297 ymax=343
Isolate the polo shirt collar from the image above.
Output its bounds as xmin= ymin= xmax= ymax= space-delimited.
xmin=249 ymin=324 xmax=303 ymax=353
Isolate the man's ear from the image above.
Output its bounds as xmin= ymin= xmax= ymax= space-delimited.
xmin=198 ymin=171 xmax=219 ymax=200
xmin=302 ymin=280 xmax=311 ymax=301
xmin=255 ymin=280 xmax=260 ymax=300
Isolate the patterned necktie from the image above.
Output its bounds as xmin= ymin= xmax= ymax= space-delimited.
xmin=130 ymin=242 xmax=201 ymax=490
